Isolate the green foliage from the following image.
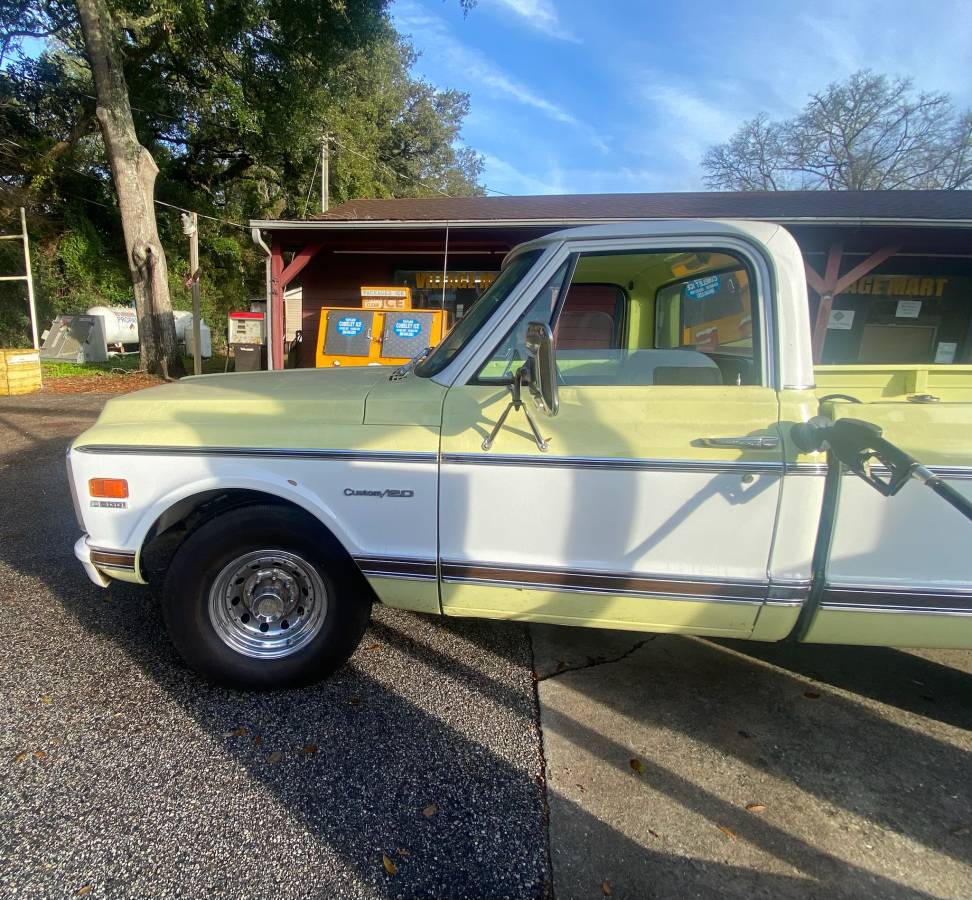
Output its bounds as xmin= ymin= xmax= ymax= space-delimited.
xmin=0 ymin=0 xmax=483 ymax=347
xmin=41 ymin=356 xmax=141 ymax=376
xmin=57 ymin=210 xmax=132 ymax=307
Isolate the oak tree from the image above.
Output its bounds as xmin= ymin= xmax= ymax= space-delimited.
xmin=703 ymin=71 xmax=972 ymax=191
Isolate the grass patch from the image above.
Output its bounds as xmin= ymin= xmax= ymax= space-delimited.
xmin=42 ymin=355 xmax=229 ymax=378
xmin=42 ymin=356 xmax=142 ymax=377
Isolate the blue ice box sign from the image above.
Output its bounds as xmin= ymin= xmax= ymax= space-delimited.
xmin=336 ymin=316 xmax=364 ymax=336
xmin=684 ymin=275 xmax=721 ymax=300
xmin=393 ymin=317 xmax=423 ymax=339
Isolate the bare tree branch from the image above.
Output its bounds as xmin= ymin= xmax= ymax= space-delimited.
xmin=703 ymin=70 xmax=972 ymax=191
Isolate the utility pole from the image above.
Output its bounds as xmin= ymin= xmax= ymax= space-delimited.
xmin=321 ymin=133 xmax=330 ymax=213
xmin=181 ymin=212 xmax=202 ymax=375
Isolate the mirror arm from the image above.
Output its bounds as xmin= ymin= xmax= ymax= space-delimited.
xmin=520 ymin=402 xmax=550 ymax=452
xmin=481 ymin=370 xmax=549 ymax=452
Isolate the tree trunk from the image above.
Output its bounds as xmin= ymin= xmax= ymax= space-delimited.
xmin=75 ymin=0 xmax=183 ymax=378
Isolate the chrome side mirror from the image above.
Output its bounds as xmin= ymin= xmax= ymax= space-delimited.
xmin=524 ymin=321 xmax=559 ymax=417
xmin=481 ymin=321 xmax=558 ymax=453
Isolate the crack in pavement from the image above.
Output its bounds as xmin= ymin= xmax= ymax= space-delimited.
xmin=525 ymin=625 xmax=557 ymax=900
xmin=535 ymin=636 xmax=656 ymax=682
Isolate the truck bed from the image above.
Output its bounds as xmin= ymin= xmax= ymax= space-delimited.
xmin=813 ymin=364 xmax=972 ymax=466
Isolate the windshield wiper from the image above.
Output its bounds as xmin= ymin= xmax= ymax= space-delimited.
xmin=390 ymin=346 xmax=433 ymax=381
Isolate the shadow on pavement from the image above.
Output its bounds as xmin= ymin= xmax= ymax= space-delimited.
xmin=1 ymin=394 xmax=963 ymax=899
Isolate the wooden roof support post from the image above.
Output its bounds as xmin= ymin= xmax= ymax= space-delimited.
xmin=269 ymin=238 xmax=326 ymax=370
xmin=805 ymin=241 xmax=900 ymax=363
xmin=279 ymin=239 xmax=325 ymax=287
xmin=807 ymin=243 xmax=843 ymax=363
xmin=269 ymin=239 xmax=285 ymax=370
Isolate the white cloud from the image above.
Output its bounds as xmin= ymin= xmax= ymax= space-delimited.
xmin=465 ymin=58 xmax=579 ymax=126
xmin=394 ymin=1 xmax=591 ymax=134
xmin=481 ymin=0 xmax=580 ymax=43
xmin=483 ymin=154 xmax=566 ymax=195
xmin=627 ymin=78 xmax=743 ymax=188
xmin=484 ymin=153 xmax=681 ymax=196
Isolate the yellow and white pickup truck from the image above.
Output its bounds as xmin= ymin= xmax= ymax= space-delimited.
xmin=68 ymin=221 xmax=972 ymax=687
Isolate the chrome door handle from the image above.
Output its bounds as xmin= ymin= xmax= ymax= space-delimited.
xmin=700 ymin=435 xmax=779 ymax=449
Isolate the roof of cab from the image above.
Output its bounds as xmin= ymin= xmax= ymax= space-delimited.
xmin=507 ymin=218 xmax=781 ymax=257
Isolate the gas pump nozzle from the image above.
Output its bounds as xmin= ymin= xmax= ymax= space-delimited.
xmin=791 ymin=417 xmax=972 ymax=522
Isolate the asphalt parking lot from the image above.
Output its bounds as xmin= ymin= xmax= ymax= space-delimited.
xmin=0 ymin=394 xmax=547 ymax=899
xmin=2 ymin=391 xmax=971 ymax=899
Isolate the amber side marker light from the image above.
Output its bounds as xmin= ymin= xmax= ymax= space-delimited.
xmin=89 ymin=478 xmax=129 ymax=499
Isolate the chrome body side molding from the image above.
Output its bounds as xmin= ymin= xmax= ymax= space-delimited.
xmin=74 ymin=445 xmax=439 ymax=464
xmin=441 ymin=453 xmax=783 ymax=475
xmin=439 ymin=560 xmax=767 ymax=605
xmin=354 ymin=556 xmax=438 ymax=581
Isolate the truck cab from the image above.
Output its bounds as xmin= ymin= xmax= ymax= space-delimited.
xmin=68 ymin=220 xmax=972 ymax=687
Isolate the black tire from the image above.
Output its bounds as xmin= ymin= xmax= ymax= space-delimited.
xmin=162 ymin=504 xmax=371 ymax=689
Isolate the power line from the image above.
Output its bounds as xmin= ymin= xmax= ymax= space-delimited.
xmin=1 ymin=137 xmax=248 ymax=229
xmin=153 ymin=198 xmax=247 ymax=230
xmin=74 ymin=92 xmax=182 ymax=122
xmin=330 ymin=133 xmax=510 ymax=199
xmin=331 ymin=135 xmax=451 ymax=199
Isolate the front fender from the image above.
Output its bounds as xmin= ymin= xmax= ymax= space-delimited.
xmin=69 ymin=449 xmax=438 ymax=583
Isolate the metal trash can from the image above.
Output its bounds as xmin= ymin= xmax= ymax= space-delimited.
xmin=232 ymin=343 xmax=266 ymax=372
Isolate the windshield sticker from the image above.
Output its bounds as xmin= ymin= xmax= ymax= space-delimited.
xmin=685 ymin=275 xmax=721 ymax=300
xmin=336 ymin=316 xmax=364 ymax=336
xmin=393 ymin=318 xmax=423 ymax=339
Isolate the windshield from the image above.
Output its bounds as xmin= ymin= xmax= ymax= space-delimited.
xmin=414 ymin=249 xmax=543 ymax=377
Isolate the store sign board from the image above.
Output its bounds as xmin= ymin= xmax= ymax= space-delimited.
xmin=935 ymin=342 xmax=958 ymax=364
xmin=841 ymin=275 xmax=948 ymax=297
xmin=413 ymin=271 xmax=497 ymax=290
xmin=361 ymin=286 xmax=411 ymax=311
xmin=895 ymin=300 xmax=922 ymax=318
xmin=827 ymin=309 xmax=855 ymax=330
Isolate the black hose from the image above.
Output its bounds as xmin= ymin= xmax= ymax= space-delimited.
xmin=923 ymin=473 xmax=972 ymax=523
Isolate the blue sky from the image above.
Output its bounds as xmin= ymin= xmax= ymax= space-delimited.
xmin=392 ymin=0 xmax=972 ymax=195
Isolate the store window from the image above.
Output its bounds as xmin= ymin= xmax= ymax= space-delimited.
xmin=821 ymin=273 xmax=972 ymax=365
xmin=394 ymin=270 xmax=500 ymax=323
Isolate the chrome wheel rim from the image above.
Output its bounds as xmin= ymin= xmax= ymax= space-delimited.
xmin=207 ymin=550 xmax=327 ymax=659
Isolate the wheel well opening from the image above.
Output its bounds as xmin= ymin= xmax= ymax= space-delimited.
xmin=140 ymin=490 xmax=369 ymax=597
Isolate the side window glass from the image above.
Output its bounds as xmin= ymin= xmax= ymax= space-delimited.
xmin=477 ymin=248 xmax=761 ymax=387
xmin=478 ymin=260 xmax=571 ymax=380
xmin=555 ymin=285 xmax=624 ymax=350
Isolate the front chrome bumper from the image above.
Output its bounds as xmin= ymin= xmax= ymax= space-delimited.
xmin=74 ymin=535 xmax=111 ymax=588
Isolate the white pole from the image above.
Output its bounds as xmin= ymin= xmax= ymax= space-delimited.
xmin=20 ymin=207 xmax=39 ymax=350
xmin=440 ymin=223 xmax=449 ymax=311
xmin=189 ymin=212 xmax=202 ymax=375
xmin=321 ymin=134 xmax=329 ymax=213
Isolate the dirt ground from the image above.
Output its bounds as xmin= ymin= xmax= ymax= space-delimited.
xmin=40 ymin=372 xmax=163 ymax=394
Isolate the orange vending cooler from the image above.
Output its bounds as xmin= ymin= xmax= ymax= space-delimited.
xmin=315 ymin=286 xmax=447 ymax=368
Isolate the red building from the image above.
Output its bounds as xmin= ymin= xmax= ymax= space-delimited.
xmin=250 ymin=191 xmax=972 ymax=370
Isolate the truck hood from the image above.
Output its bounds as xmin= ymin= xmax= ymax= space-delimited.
xmin=71 ymin=366 xmax=444 ymax=452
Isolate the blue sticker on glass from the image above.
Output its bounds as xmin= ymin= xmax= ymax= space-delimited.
xmin=685 ymin=275 xmax=721 ymax=300
xmin=393 ymin=318 xmax=422 ymax=339
xmin=336 ymin=316 xmax=364 ymax=336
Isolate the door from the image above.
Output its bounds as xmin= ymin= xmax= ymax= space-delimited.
xmin=438 ymin=240 xmax=785 ymax=636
